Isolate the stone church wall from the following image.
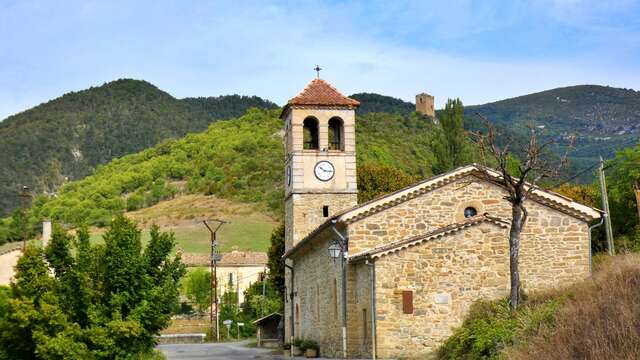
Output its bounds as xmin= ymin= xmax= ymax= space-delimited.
xmin=348 ymin=175 xmax=591 ymax=290
xmin=286 ymin=229 xmax=345 ymax=358
xmin=373 ymin=223 xmax=510 ymax=358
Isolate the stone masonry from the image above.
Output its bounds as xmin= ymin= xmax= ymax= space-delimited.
xmin=286 ymin=174 xmax=593 ymax=359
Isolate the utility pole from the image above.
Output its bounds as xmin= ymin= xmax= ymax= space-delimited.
xmin=18 ymin=186 xmax=31 ymax=250
xmin=261 ymin=267 xmax=267 ymax=317
xmin=598 ymin=157 xmax=615 ymax=255
xmin=203 ymin=219 xmax=229 ymax=342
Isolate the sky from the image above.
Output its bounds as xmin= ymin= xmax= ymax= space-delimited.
xmin=1 ymin=0 xmax=639 ymax=120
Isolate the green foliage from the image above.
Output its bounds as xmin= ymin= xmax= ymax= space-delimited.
xmin=607 ymin=144 xmax=640 ymax=237
xmin=357 ymin=162 xmax=417 ymax=203
xmin=0 ymin=79 xmax=277 ymax=217
xmin=267 ymin=223 xmax=285 ymax=296
xmin=240 ymin=280 xmax=283 ymax=336
xmin=182 ymin=268 xmax=212 ymax=313
xmin=432 ymin=98 xmax=474 ymax=174
xmin=300 ymin=339 xmax=319 ymax=351
xmin=1 ymin=106 xmax=475 ymax=244
xmin=438 ymin=298 xmax=562 ymax=360
xmin=0 ymin=216 xmax=185 ymax=359
xmin=350 ymin=93 xmax=414 ymax=116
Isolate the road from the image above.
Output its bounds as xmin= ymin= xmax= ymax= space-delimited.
xmin=0 ymin=250 xmax=21 ymax=285
xmin=157 ymin=341 xmax=281 ymax=360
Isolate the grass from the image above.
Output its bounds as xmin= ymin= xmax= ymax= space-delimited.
xmin=505 ymin=253 xmax=640 ymax=360
xmin=436 ymin=253 xmax=640 ymax=360
xmin=89 ymin=194 xmax=277 ymax=253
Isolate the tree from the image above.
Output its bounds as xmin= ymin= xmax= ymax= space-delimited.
xmin=182 ymin=268 xmax=212 ymax=313
xmin=432 ymin=98 xmax=471 ymax=174
xmin=357 ymin=162 xmax=417 ymax=203
xmin=0 ymin=216 xmax=186 ymax=359
xmin=473 ymin=119 xmax=572 ymax=310
xmin=267 ymin=223 xmax=285 ymax=296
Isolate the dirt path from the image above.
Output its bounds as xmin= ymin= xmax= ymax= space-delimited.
xmin=0 ymin=250 xmax=21 ymax=285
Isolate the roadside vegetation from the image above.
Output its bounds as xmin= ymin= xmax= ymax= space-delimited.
xmin=437 ymin=253 xmax=640 ymax=359
xmin=0 ymin=216 xmax=185 ymax=359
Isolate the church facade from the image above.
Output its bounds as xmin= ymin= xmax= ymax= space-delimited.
xmin=281 ymin=78 xmax=601 ymax=359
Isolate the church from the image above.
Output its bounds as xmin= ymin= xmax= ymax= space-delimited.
xmin=281 ymin=77 xmax=601 ymax=358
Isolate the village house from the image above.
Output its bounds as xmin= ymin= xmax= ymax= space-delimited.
xmin=281 ymin=78 xmax=601 ymax=358
xmin=183 ymin=250 xmax=267 ymax=303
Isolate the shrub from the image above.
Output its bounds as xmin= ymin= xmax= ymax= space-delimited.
xmin=506 ymin=253 xmax=640 ymax=360
xmin=300 ymin=339 xmax=319 ymax=351
xmin=438 ymin=297 xmax=561 ymax=359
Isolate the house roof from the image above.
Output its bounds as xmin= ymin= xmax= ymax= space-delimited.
xmin=182 ymin=250 xmax=268 ymax=267
xmin=283 ymin=163 xmax=602 ymax=260
xmin=349 ymin=215 xmax=510 ymax=262
xmin=280 ymin=78 xmax=360 ymax=118
xmin=252 ymin=312 xmax=282 ymax=325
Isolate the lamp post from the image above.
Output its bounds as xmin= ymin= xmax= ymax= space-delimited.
xmin=328 ymin=224 xmax=348 ymax=359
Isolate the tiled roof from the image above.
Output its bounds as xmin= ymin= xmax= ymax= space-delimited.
xmin=349 ymin=215 xmax=510 ymax=262
xmin=333 ymin=163 xmax=602 ymax=225
xmin=182 ymin=250 xmax=268 ymax=267
xmin=280 ymin=78 xmax=359 ymax=118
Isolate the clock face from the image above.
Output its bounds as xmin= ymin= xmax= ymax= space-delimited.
xmin=314 ymin=161 xmax=335 ymax=181
xmin=286 ymin=166 xmax=292 ymax=186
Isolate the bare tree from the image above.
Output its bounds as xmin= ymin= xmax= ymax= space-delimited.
xmin=472 ymin=116 xmax=573 ymax=310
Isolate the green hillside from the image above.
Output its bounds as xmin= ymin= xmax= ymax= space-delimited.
xmin=466 ymin=85 xmax=640 ymax=174
xmin=6 ymin=108 xmax=447 ymax=235
xmin=351 ymin=93 xmax=415 ymax=116
xmin=0 ymin=79 xmax=276 ymax=216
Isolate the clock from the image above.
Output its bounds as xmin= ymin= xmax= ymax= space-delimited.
xmin=314 ymin=161 xmax=335 ymax=181
xmin=286 ymin=166 xmax=292 ymax=186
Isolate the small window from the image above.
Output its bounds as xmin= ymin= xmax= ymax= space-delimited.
xmin=362 ymin=309 xmax=368 ymax=340
xmin=228 ymin=272 xmax=234 ymax=286
xmin=464 ymin=207 xmax=478 ymax=218
xmin=402 ymin=290 xmax=413 ymax=314
xmin=303 ymin=117 xmax=319 ymax=150
xmin=323 ymin=205 xmax=329 ymax=217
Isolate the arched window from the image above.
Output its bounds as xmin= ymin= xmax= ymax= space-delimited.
xmin=328 ymin=117 xmax=344 ymax=150
xmin=303 ymin=117 xmax=319 ymax=150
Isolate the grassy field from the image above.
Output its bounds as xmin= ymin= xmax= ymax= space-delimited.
xmin=89 ymin=194 xmax=277 ymax=254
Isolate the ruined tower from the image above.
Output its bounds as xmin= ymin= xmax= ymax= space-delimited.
xmin=416 ymin=93 xmax=435 ymax=117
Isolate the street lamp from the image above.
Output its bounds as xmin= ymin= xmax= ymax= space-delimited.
xmin=328 ymin=240 xmax=342 ymax=260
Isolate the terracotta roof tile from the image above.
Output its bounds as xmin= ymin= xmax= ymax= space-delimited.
xmin=286 ymin=78 xmax=360 ymax=107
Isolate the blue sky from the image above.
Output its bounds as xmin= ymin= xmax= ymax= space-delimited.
xmin=1 ymin=0 xmax=639 ymax=120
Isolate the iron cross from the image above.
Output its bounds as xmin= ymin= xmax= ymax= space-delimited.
xmin=314 ymin=65 xmax=322 ymax=78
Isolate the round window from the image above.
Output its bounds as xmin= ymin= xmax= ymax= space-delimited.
xmin=464 ymin=207 xmax=478 ymax=218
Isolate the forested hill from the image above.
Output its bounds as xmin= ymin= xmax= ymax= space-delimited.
xmin=0 ymin=79 xmax=276 ymax=216
xmin=3 ymin=108 xmax=445 ymax=231
xmin=465 ymin=85 xmax=640 ymax=170
xmin=350 ymin=93 xmax=415 ymax=116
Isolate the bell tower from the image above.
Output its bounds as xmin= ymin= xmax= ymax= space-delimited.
xmin=282 ymin=78 xmax=359 ymax=250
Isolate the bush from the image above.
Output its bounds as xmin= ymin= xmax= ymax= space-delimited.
xmin=300 ymin=339 xmax=319 ymax=351
xmin=438 ymin=297 xmax=562 ymax=359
